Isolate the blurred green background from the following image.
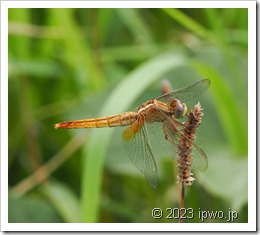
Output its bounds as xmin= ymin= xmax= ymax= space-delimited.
xmin=8 ymin=8 xmax=248 ymax=223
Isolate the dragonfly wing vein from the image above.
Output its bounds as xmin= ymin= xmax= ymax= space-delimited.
xmin=122 ymin=118 xmax=158 ymax=188
xmin=156 ymin=79 xmax=210 ymax=104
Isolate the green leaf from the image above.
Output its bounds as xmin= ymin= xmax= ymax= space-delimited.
xmin=198 ymin=149 xmax=248 ymax=211
xmin=116 ymin=9 xmax=155 ymax=44
xmin=49 ymin=8 xmax=104 ymax=91
xmin=192 ymin=61 xmax=247 ymax=155
xmin=9 ymin=192 xmax=61 ymax=223
xmin=42 ymin=181 xmax=81 ymax=223
xmin=161 ymin=8 xmax=217 ymax=43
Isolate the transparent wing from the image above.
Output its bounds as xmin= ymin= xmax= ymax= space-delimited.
xmin=145 ymin=120 xmax=180 ymax=160
xmin=122 ymin=118 xmax=158 ymax=188
xmin=156 ymin=79 xmax=210 ymax=104
xmin=191 ymin=145 xmax=208 ymax=172
xmin=146 ymin=110 xmax=208 ymax=172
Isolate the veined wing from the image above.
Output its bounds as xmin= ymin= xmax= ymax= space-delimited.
xmin=156 ymin=79 xmax=210 ymax=104
xmin=190 ymin=146 xmax=208 ymax=172
xmin=146 ymin=110 xmax=208 ymax=172
xmin=122 ymin=117 xmax=158 ymax=188
xmin=144 ymin=117 xmax=180 ymax=160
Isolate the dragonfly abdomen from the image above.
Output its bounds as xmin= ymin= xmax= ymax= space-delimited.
xmin=54 ymin=112 xmax=137 ymax=129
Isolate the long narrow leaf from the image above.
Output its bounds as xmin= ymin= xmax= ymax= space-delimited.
xmin=192 ymin=61 xmax=248 ymax=155
xmin=42 ymin=181 xmax=81 ymax=223
xmin=162 ymin=8 xmax=217 ymax=43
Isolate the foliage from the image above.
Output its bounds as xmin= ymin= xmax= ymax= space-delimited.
xmin=8 ymin=8 xmax=248 ymax=223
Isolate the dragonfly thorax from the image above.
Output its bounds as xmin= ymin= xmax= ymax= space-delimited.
xmin=169 ymin=99 xmax=187 ymax=119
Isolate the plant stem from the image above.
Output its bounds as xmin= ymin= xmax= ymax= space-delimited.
xmin=179 ymin=182 xmax=185 ymax=223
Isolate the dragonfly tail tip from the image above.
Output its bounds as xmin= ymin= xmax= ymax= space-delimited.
xmin=54 ymin=124 xmax=60 ymax=129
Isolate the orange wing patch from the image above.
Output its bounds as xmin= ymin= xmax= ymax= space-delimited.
xmin=122 ymin=119 xmax=143 ymax=141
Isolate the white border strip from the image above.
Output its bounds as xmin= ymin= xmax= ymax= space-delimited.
xmin=1 ymin=0 xmax=256 ymax=232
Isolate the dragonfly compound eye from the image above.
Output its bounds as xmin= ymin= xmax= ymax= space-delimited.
xmin=170 ymin=99 xmax=187 ymax=119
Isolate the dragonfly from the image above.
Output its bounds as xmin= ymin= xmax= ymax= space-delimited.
xmin=54 ymin=79 xmax=210 ymax=188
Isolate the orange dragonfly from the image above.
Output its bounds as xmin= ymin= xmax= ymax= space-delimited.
xmin=54 ymin=79 xmax=210 ymax=188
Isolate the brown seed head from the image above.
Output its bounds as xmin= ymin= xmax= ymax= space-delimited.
xmin=177 ymin=102 xmax=203 ymax=186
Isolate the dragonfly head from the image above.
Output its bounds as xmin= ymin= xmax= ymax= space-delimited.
xmin=170 ymin=99 xmax=187 ymax=119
